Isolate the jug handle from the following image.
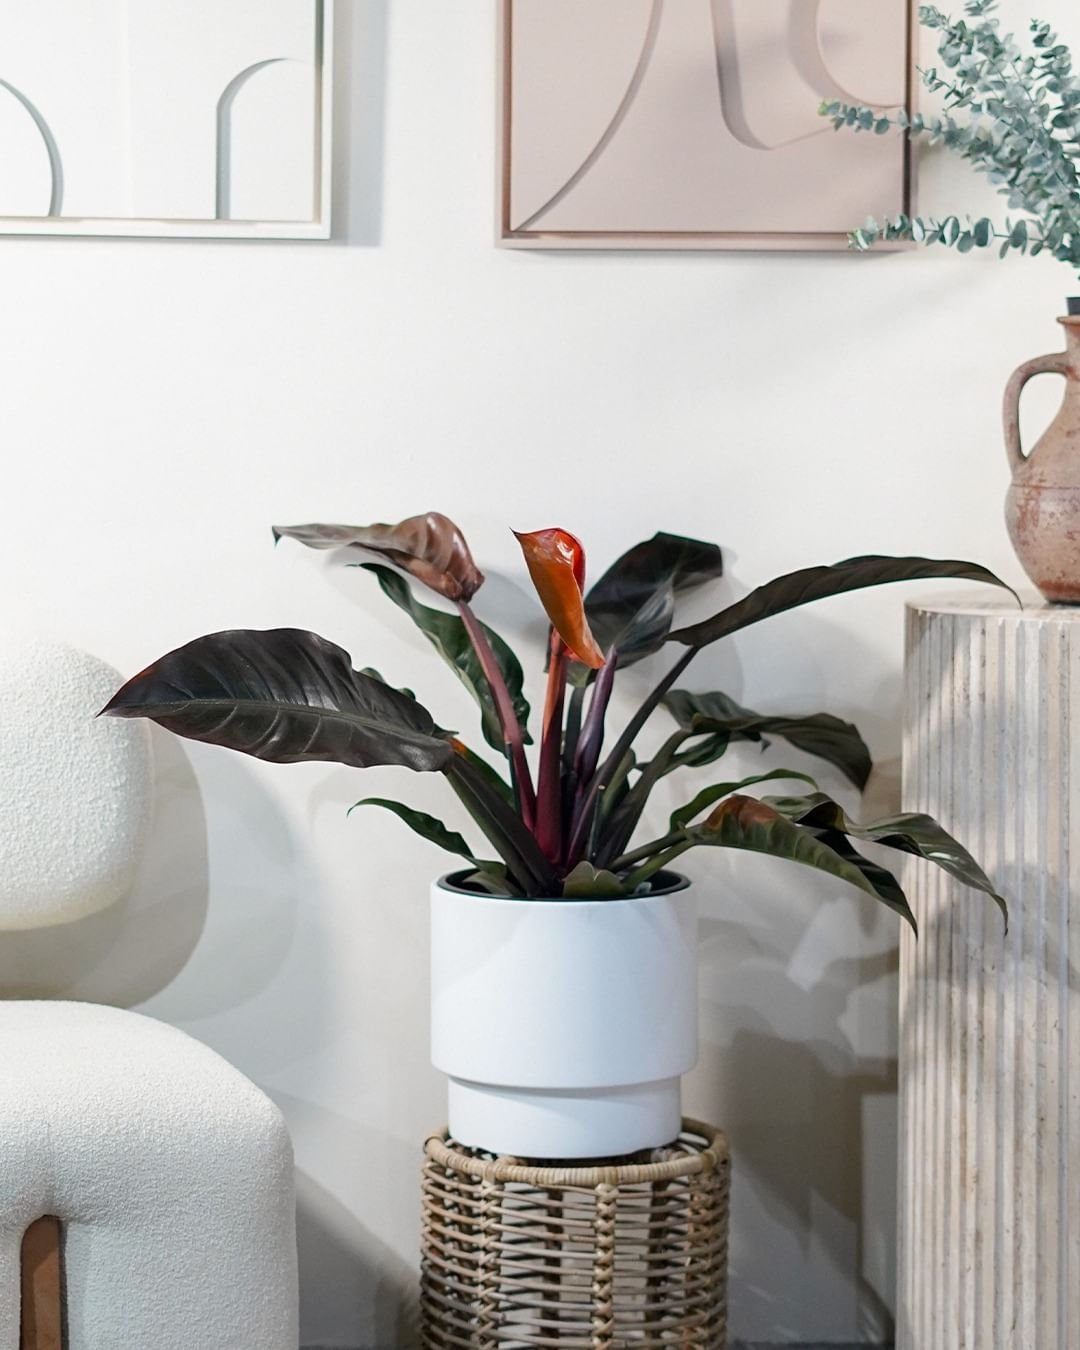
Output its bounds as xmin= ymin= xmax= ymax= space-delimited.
xmin=1004 ymin=353 xmax=1069 ymax=473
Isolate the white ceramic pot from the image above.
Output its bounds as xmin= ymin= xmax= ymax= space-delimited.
xmin=430 ymin=872 xmax=698 ymax=1159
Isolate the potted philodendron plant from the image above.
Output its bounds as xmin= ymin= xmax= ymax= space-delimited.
xmin=104 ymin=515 xmax=1012 ymax=1157
xmin=822 ymin=0 xmax=1080 ymax=601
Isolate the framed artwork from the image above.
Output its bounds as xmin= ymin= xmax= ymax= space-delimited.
xmin=498 ymin=0 xmax=915 ymax=250
xmin=0 ymin=0 xmax=333 ymax=240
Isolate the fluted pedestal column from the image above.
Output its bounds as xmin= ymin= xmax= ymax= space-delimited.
xmin=900 ymin=598 xmax=1080 ymax=1350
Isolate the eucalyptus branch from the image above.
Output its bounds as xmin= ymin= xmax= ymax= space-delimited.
xmin=821 ymin=0 xmax=1080 ymax=276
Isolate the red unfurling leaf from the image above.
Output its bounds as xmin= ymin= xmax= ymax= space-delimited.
xmin=513 ymin=528 xmax=605 ymax=669
xmin=273 ymin=512 xmax=484 ymax=601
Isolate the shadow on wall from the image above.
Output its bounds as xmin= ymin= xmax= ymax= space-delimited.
xmin=0 ymin=724 xmax=327 ymax=1053
xmin=277 ymin=1092 xmax=423 ymax=1350
xmin=688 ymin=891 xmax=898 ymax=1345
xmin=332 ymin=0 xmax=389 ymax=247
xmin=0 ymin=728 xmax=209 ymax=1002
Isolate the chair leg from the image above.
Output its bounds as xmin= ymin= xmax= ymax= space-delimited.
xmin=20 ymin=1218 xmax=62 ymax=1350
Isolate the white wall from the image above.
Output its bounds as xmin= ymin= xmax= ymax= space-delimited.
xmin=0 ymin=1 xmax=1076 ymax=1344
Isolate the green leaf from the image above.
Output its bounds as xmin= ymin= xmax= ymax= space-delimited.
xmin=809 ymin=829 xmax=915 ymax=929
xmin=459 ymin=863 xmax=515 ymax=896
xmin=453 ymin=743 xmax=514 ymax=803
xmin=562 ymin=861 xmax=626 ymax=898
xmin=359 ymin=564 xmax=531 ymax=755
xmin=666 ymin=556 xmax=1017 ymax=649
xmin=349 ymin=797 xmax=477 ymax=862
xmin=668 ymin=769 xmax=820 ymax=832
xmin=573 ymin=532 xmax=724 ymax=681
xmin=625 ymin=795 xmax=908 ymax=925
xmin=359 ymin=668 xmax=416 ymax=703
xmin=444 ymin=750 xmax=557 ymax=897
xmin=662 ymin=689 xmax=873 ymax=789
xmin=102 ymin=628 xmax=454 ymax=772
xmin=764 ymin=792 xmax=1006 ymax=926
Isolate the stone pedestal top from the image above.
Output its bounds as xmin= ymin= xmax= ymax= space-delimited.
xmin=904 ymin=590 xmax=1079 ymax=618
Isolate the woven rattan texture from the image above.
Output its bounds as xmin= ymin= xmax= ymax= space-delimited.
xmin=421 ymin=1119 xmax=729 ymax=1349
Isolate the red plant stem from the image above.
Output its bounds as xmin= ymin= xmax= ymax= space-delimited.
xmin=457 ymin=601 xmax=536 ymax=830
xmin=565 ymin=645 xmax=697 ymax=866
xmin=536 ymin=630 xmax=568 ymax=864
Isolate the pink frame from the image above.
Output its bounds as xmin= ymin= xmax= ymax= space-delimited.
xmin=496 ymin=0 xmax=918 ymax=251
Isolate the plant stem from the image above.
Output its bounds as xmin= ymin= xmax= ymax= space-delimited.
xmin=536 ymin=631 xmax=567 ymax=863
xmin=622 ymin=841 xmax=691 ymax=893
xmin=566 ymin=646 xmax=697 ymax=864
xmin=457 ymin=601 xmax=536 ymax=830
xmin=574 ymin=654 xmax=617 ymax=787
xmin=610 ymin=831 xmax=683 ymax=872
xmin=593 ymin=730 xmax=690 ymax=868
xmin=444 ymin=749 xmax=554 ymax=896
xmin=563 ymin=682 xmax=587 ymax=772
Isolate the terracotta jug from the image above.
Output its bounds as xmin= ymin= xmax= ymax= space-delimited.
xmin=1004 ymin=315 xmax=1080 ymax=603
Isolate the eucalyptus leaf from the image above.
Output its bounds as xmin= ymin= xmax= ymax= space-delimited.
xmin=359 ymin=563 xmax=531 ymax=755
xmin=821 ymin=5 xmax=1080 ymax=280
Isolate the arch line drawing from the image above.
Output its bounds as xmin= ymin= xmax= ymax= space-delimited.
xmin=216 ymin=57 xmax=293 ymax=220
xmin=0 ymin=78 xmax=63 ymax=216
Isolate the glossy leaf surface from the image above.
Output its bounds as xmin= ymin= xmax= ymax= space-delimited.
xmin=561 ymin=861 xmax=626 ymax=898
xmin=765 ymin=792 xmax=1007 ymax=924
xmin=668 ymin=769 xmax=819 ymax=831
xmin=103 ymin=629 xmax=453 ymax=772
xmin=663 ymin=689 xmax=872 ymax=789
xmin=668 ymin=556 xmax=1017 ymax=648
xmin=273 ymin=512 xmax=484 ymax=601
xmin=359 ymin=564 xmax=531 ymax=753
xmin=583 ymin=532 xmax=724 ymax=668
xmin=626 ymin=794 xmax=904 ymax=923
xmin=513 ymin=528 xmax=605 ymax=668
xmin=350 ymin=797 xmax=477 ymax=862
xmin=444 ymin=748 xmax=558 ymax=896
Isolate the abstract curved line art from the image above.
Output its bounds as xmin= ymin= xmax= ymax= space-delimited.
xmin=514 ymin=0 xmax=663 ymax=233
xmin=216 ymin=58 xmax=290 ymax=220
xmin=0 ymin=78 xmax=63 ymax=216
xmin=503 ymin=0 xmax=910 ymax=244
xmin=787 ymin=0 xmax=881 ymax=108
xmin=710 ymin=0 xmax=899 ymax=152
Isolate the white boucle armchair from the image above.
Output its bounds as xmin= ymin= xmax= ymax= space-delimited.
xmin=0 ymin=638 xmax=298 ymax=1349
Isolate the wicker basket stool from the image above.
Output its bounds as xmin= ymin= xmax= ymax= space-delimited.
xmin=421 ymin=1118 xmax=729 ymax=1349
